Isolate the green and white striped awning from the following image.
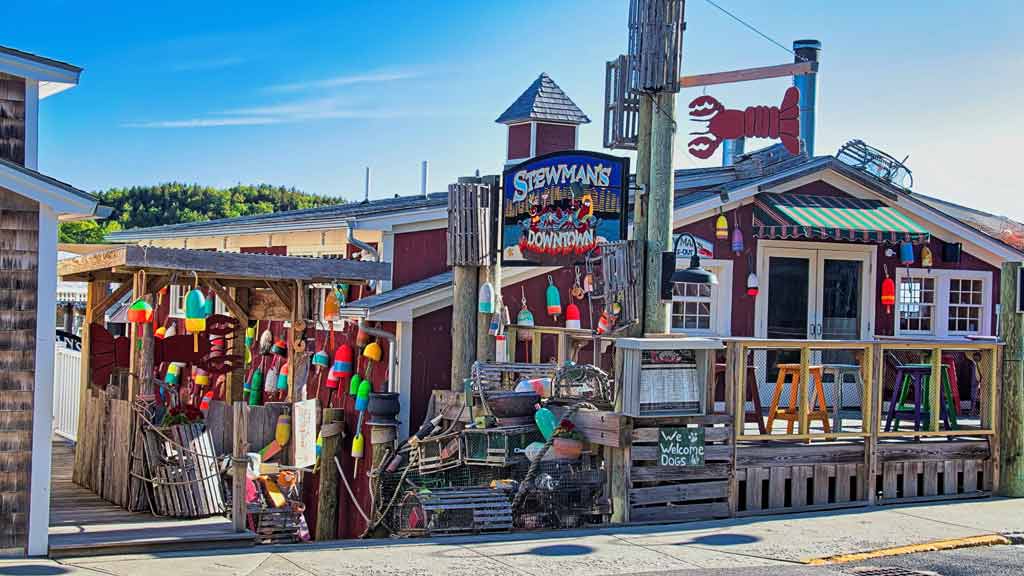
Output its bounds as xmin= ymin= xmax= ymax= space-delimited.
xmin=753 ymin=194 xmax=930 ymax=244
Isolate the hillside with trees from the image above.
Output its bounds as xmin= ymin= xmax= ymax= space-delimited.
xmin=58 ymin=183 xmax=343 ymax=244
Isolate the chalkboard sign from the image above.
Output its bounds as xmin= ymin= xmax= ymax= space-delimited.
xmin=657 ymin=427 xmax=705 ymax=467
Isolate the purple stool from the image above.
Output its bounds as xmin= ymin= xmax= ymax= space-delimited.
xmin=884 ymin=364 xmax=952 ymax=432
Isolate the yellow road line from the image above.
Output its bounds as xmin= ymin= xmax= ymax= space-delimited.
xmin=804 ymin=534 xmax=1011 ymax=565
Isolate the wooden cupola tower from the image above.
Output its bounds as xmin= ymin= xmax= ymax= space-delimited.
xmin=496 ymin=72 xmax=590 ymax=164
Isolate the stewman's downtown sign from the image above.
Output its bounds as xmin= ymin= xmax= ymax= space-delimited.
xmin=501 ymin=150 xmax=628 ymax=266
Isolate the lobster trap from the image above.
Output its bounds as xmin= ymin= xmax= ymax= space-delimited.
xmin=250 ymin=503 xmax=304 ymax=545
xmin=416 ymin=431 xmax=463 ymax=474
xmin=514 ymin=460 xmax=608 ymax=530
xmin=396 ymin=487 xmax=514 ymax=536
xmin=461 ymin=425 xmax=543 ymax=467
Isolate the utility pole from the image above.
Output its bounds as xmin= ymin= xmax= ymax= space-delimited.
xmin=629 ymin=97 xmax=652 ymax=337
xmin=1000 ymin=261 xmax=1024 ymax=496
xmin=642 ymin=92 xmax=676 ymax=333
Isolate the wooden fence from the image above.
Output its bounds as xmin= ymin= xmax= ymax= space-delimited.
xmin=605 ymin=338 xmax=1002 ymax=523
xmin=53 ymin=344 xmax=82 ymax=441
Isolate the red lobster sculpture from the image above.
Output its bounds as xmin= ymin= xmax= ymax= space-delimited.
xmin=688 ymin=86 xmax=801 ymax=159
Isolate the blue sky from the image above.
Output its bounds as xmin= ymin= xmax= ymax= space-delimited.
xmin=6 ymin=1 xmax=1024 ymax=219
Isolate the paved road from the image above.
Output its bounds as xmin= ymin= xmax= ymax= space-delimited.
xmin=625 ymin=544 xmax=1024 ymax=576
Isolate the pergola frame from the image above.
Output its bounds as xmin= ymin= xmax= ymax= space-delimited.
xmin=59 ymin=245 xmax=390 ymax=531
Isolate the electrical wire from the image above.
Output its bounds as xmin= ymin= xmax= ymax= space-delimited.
xmin=702 ymin=0 xmax=801 ymax=60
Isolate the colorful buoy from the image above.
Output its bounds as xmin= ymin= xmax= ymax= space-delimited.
xmin=199 ymin=389 xmax=214 ymax=414
xmin=349 ymin=373 xmax=362 ymax=397
xmin=276 ymin=363 xmax=289 ymax=391
xmin=248 ymin=369 xmax=264 ymax=405
xmin=271 ymin=338 xmax=287 ymax=357
xmin=355 ymin=379 xmax=371 ymax=411
xmin=899 ymin=242 xmax=915 ymax=265
xmin=184 ymin=287 xmax=208 ymax=352
xmin=747 ymin=271 xmax=759 ymax=297
xmin=565 ymin=303 xmax=581 ymax=329
xmin=715 ymin=212 xmax=729 ymax=239
xmin=363 ymin=341 xmax=382 ymax=363
xmin=313 ymin=349 xmax=330 ymax=369
xmin=921 ymin=245 xmax=934 ymax=268
xmin=731 ymin=225 xmax=744 ymax=255
xmin=478 ymin=280 xmax=495 ymax=314
xmin=545 ymin=275 xmax=562 ymax=318
xmin=333 ymin=343 xmax=354 ymax=377
xmin=126 ymin=298 xmax=153 ymax=324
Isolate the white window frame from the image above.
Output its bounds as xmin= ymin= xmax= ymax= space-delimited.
xmin=669 ymin=258 xmax=732 ymax=336
xmin=895 ymin=272 xmax=937 ymax=336
xmin=893 ymin=268 xmax=992 ymax=338
xmin=168 ymin=284 xmax=187 ymax=318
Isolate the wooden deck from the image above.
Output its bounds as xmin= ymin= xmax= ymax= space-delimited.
xmin=49 ymin=437 xmax=253 ymax=558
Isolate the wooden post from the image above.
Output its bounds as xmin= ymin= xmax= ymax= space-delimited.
xmin=231 ymin=401 xmax=249 ymax=532
xmin=370 ymin=424 xmax=396 ymax=471
xmin=73 ymin=279 xmax=103 ymax=485
xmin=609 ymin=346 xmax=631 ymax=523
xmin=930 ymin=345 xmax=943 ymax=433
xmin=999 ymin=261 xmax=1024 ymax=496
xmin=865 ymin=343 xmax=879 ymax=504
xmin=316 ymin=408 xmax=345 ymax=540
xmin=229 ymin=287 xmax=250 ymax=402
xmin=477 ymin=177 xmax=502 ymax=363
xmin=128 ymin=271 xmax=155 ymax=400
xmin=642 ymin=92 xmax=676 ymax=334
xmin=630 ymin=94 xmax=653 ymax=336
xmin=452 ymin=265 xmax=478 ymax=390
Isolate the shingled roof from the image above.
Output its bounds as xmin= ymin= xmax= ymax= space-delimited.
xmin=495 ymin=73 xmax=590 ymax=125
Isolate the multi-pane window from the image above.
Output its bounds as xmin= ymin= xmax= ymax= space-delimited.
xmin=897 ymin=275 xmax=935 ymax=334
xmin=948 ymin=278 xmax=983 ymax=334
xmin=671 ymin=282 xmax=713 ymax=331
xmin=169 ymin=285 xmax=187 ymax=317
xmin=894 ymin=269 xmax=991 ymax=338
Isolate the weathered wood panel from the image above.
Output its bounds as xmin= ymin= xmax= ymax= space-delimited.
xmin=877 ymin=440 xmax=990 ymax=463
xmin=736 ymin=442 xmax=865 ymax=467
xmin=0 ymin=187 xmax=36 ymax=551
xmin=0 ymin=74 xmax=25 ymax=166
xmin=737 ymin=462 xmax=866 ymax=515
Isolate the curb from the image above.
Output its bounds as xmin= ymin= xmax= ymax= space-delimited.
xmin=803 ymin=534 xmax=1011 ymax=565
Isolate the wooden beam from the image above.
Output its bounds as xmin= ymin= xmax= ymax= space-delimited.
xmin=90 ymin=282 xmax=132 ymax=318
xmin=680 ymin=61 xmax=816 ymax=89
xmin=73 ymin=280 xmax=104 ymax=485
xmin=266 ymin=281 xmax=294 ymax=317
xmin=202 ymin=278 xmax=247 ymax=322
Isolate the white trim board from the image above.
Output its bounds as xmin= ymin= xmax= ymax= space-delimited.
xmin=0 ymin=50 xmax=79 ymax=99
xmin=28 ymin=206 xmax=57 ymax=555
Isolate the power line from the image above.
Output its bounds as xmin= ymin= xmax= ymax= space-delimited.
xmin=702 ymin=0 xmax=799 ymax=59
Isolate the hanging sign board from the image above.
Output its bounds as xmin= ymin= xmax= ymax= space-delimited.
xmin=673 ymin=233 xmax=714 ymax=259
xmin=501 ymin=150 xmax=629 ymax=266
xmin=657 ymin=427 xmax=705 ymax=467
xmin=687 ymin=87 xmax=801 ymax=159
xmin=292 ymin=398 xmax=317 ymax=469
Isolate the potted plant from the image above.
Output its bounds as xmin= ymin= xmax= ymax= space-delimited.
xmin=550 ymin=418 xmax=584 ymax=460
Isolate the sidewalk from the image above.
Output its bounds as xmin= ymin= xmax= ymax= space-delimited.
xmin=4 ymin=498 xmax=1022 ymax=575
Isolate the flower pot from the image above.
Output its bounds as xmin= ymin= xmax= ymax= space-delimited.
xmin=550 ymin=437 xmax=583 ymax=460
xmin=367 ymin=392 xmax=401 ymax=418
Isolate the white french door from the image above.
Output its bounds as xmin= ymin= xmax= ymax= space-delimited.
xmin=756 ymin=242 xmax=875 ymax=341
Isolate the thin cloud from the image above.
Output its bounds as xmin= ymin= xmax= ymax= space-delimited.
xmin=123 ymin=117 xmax=281 ymax=129
xmin=171 ymin=56 xmax=246 ymax=72
xmin=265 ymin=70 xmax=418 ymax=93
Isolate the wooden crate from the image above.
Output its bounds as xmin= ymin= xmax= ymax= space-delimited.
xmin=628 ymin=415 xmax=733 ymax=523
xmin=250 ymin=504 xmax=303 ymax=544
xmin=447 ymin=182 xmax=492 ymax=267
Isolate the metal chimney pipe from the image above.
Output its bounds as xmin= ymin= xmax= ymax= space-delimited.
xmin=793 ymin=39 xmax=821 ymax=157
xmin=364 ymin=166 xmax=371 ymax=203
xmin=421 ymin=160 xmax=429 ymax=197
xmin=721 ymin=138 xmax=746 ymax=166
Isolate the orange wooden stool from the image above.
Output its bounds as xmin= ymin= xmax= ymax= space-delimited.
xmin=765 ymin=363 xmax=831 ymax=434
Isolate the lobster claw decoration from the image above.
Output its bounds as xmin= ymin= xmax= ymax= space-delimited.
xmin=688 ymin=86 xmax=801 ymax=159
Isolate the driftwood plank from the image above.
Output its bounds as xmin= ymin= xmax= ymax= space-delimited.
xmin=877 ymin=440 xmax=990 ymax=463
xmin=768 ymin=466 xmax=788 ymax=509
xmin=736 ymin=443 xmax=863 ymax=468
xmin=791 ymin=465 xmax=813 ymax=508
xmin=630 ymin=462 xmax=731 ymax=483
xmin=813 ymin=464 xmax=834 ymax=505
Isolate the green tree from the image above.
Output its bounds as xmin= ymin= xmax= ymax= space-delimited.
xmin=58 ymin=183 xmax=344 ymax=243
